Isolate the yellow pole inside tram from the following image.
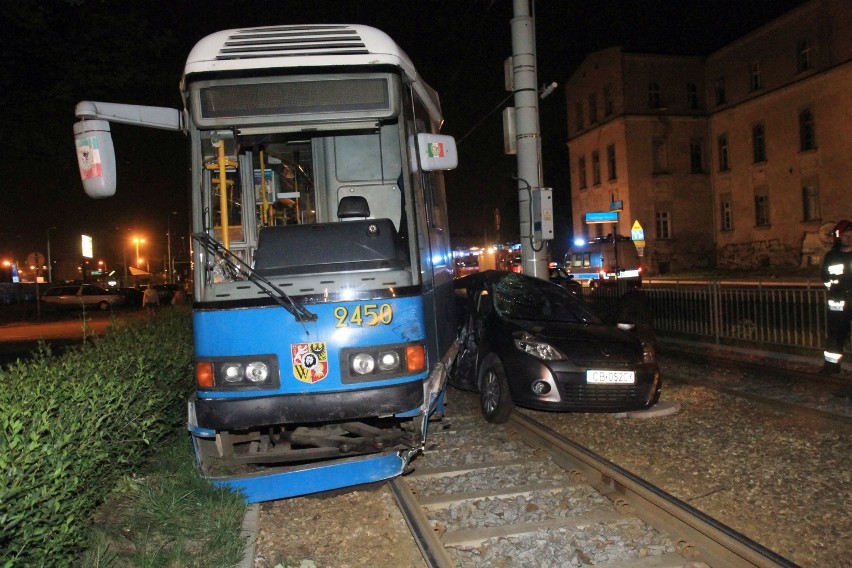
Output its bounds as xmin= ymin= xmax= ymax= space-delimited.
xmin=215 ymin=140 xmax=230 ymax=249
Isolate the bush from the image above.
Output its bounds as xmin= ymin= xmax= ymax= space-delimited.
xmin=0 ymin=309 xmax=194 ymax=567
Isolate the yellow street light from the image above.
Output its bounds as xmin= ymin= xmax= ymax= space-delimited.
xmin=133 ymin=237 xmax=146 ymax=267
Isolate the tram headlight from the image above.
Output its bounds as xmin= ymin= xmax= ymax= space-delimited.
xmin=340 ymin=343 xmax=425 ymax=383
xmin=245 ymin=361 xmax=270 ymax=382
xmin=352 ymin=353 xmax=376 ymax=375
xmin=196 ymin=355 xmax=279 ymax=389
xmin=378 ymin=350 xmax=401 ymax=371
xmin=221 ymin=362 xmax=244 ymax=383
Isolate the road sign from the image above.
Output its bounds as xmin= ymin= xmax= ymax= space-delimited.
xmin=631 ymin=220 xmax=645 ymax=241
xmin=585 ymin=211 xmax=619 ymax=224
xmin=26 ymin=252 xmax=45 ymax=269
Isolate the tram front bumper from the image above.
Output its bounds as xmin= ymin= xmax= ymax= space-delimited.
xmin=191 ymin=380 xmax=424 ymax=431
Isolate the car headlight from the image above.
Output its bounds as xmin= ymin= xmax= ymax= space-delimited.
xmin=513 ymin=332 xmax=566 ymax=361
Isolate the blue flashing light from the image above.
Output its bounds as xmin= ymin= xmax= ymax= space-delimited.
xmin=573 ymin=238 xmax=585 ymax=247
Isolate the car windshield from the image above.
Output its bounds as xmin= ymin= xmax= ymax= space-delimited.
xmin=491 ymin=273 xmax=600 ymax=323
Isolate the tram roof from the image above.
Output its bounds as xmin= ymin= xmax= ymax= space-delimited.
xmin=183 ymin=24 xmax=443 ymax=125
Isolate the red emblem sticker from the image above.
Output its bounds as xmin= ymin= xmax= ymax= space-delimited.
xmin=291 ymin=342 xmax=328 ymax=383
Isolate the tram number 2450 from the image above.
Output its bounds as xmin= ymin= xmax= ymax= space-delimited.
xmin=334 ymin=304 xmax=393 ymax=327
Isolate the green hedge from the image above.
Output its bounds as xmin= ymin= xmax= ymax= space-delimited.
xmin=0 ymin=310 xmax=195 ymax=567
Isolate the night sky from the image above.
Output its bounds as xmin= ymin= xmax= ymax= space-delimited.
xmin=0 ymin=0 xmax=804 ymax=272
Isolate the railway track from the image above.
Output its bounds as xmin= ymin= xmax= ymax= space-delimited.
xmin=658 ymin=346 xmax=852 ymax=426
xmin=390 ymin=391 xmax=798 ymax=568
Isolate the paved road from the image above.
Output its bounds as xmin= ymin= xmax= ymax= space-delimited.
xmin=0 ymin=317 xmax=116 ymax=342
xmin=0 ymin=312 xmax=137 ymax=366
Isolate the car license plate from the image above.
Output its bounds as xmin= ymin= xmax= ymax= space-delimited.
xmin=586 ymin=370 xmax=635 ymax=384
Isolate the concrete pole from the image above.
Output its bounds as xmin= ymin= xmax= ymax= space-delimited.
xmin=511 ymin=0 xmax=548 ymax=278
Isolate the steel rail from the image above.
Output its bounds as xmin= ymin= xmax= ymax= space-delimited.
xmin=659 ymin=347 xmax=850 ymax=388
xmin=508 ymin=411 xmax=800 ymax=568
xmin=388 ymin=475 xmax=456 ymax=568
xmin=664 ymin=373 xmax=852 ymax=426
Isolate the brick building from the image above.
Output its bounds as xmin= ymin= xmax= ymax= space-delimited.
xmin=566 ymin=0 xmax=852 ymax=273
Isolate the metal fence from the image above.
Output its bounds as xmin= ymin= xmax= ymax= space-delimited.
xmin=582 ymin=280 xmax=845 ymax=355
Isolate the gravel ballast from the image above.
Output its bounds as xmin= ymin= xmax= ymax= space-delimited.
xmin=251 ymin=348 xmax=851 ymax=567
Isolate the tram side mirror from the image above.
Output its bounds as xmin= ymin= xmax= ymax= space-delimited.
xmin=409 ymin=133 xmax=458 ymax=172
xmin=74 ymin=119 xmax=117 ymax=198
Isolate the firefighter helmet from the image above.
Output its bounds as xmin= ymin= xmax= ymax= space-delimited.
xmin=832 ymin=219 xmax=852 ymax=241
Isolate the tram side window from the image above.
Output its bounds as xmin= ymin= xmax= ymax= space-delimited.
xmin=204 ymin=136 xmax=245 ymax=244
xmin=211 ymin=173 xmax=244 ymax=243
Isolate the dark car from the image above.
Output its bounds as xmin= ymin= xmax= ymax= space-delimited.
xmin=450 ymin=270 xmax=661 ymax=423
xmin=118 ymin=287 xmax=145 ymax=307
xmin=41 ymin=284 xmax=126 ymax=310
xmin=152 ymin=284 xmax=181 ymax=303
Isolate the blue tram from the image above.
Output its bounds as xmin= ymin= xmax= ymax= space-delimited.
xmin=73 ymin=25 xmax=458 ymax=502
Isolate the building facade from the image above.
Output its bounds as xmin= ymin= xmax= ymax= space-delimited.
xmin=566 ymin=0 xmax=852 ymax=273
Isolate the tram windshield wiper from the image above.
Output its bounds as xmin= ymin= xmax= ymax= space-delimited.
xmin=192 ymin=232 xmax=317 ymax=323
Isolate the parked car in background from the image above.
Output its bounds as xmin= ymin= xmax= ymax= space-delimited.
xmin=41 ymin=284 xmax=126 ymax=310
xmin=118 ymin=287 xmax=145 ymax=307
xmin=563 ymin=235 xmax=642 ymax=288
xmin=451 ymin=270 xmax=660 ymax=423
xmin=152 ymin=284 xmax=181 ymax=304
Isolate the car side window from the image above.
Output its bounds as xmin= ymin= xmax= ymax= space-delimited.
xmin=475 ymin=289 xmax=492 ymax=315
xmin=48 ymin=287 xmax=73 ymax=296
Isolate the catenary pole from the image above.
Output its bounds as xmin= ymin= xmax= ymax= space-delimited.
xmin=511 ymin=0 xmax=548 ymax=278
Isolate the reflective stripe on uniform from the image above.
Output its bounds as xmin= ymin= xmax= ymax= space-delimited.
xmin=828 ymin=299 xmax=846 ymax=311
xmin=827 ymin=263 xmax=844 ymax=275
xmin=824 ymin=351 xmax=843 ymax=364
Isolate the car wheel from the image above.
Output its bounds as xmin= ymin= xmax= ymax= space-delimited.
xmin=479 ymin=357 xmax=514 ymax=424
xmin=98 ymin=301 xmax=110 ymax=310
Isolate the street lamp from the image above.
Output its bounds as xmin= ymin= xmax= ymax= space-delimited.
xmin=133 ymin=237 xmax=145 ymax=267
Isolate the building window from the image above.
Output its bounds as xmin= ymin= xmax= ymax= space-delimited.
xmin=588 ymin=93 xmax=598 ymax=124
xmin=686 ymin=82 xmax=699 ymax=110
xmin=648 ymin=81 xmax=662 ymax=109
xmin=802 ymin=178 xmax=820 ymax=221
xmin=754 ymin=189 xmax=770 ymax=226
xmin=752 ymin=124 xmax=767 ymax=163
xmin=689 ymin=138 xmax=704 ymax=173
xmin=717 ymin=134 xmax=730 ymax=171
xmin=652 ymin=138 xmax=668 ymax=174
xmin=750 ymin=61 xmax=762 ymax=91
xmin=715 ymin=77 xmax=726 ymax=106
xmin=655 ymin=211 xmax=671 ymax=239
xmin=575 ymin=102 xmax=584 ymax=131
xmin=720 ymin=193 xmax=733 ymax=231
xmin=797 ymin=38 xmax=814 ymax=73
xmin=799 ymin=108 xmax=816 ymax=151
xmin=592 ymin=151 xmax=601 ymax=185
xmin=606 ymin=145 xmax=617 ymax=180
xmin=578 ymin=156 xmax=587 ymax=189
xmin=603 ymin=84 xmax=614 ymax=115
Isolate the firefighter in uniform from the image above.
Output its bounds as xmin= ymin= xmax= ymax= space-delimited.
xmin=820 ymin=219 xmax=852 ymax=376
